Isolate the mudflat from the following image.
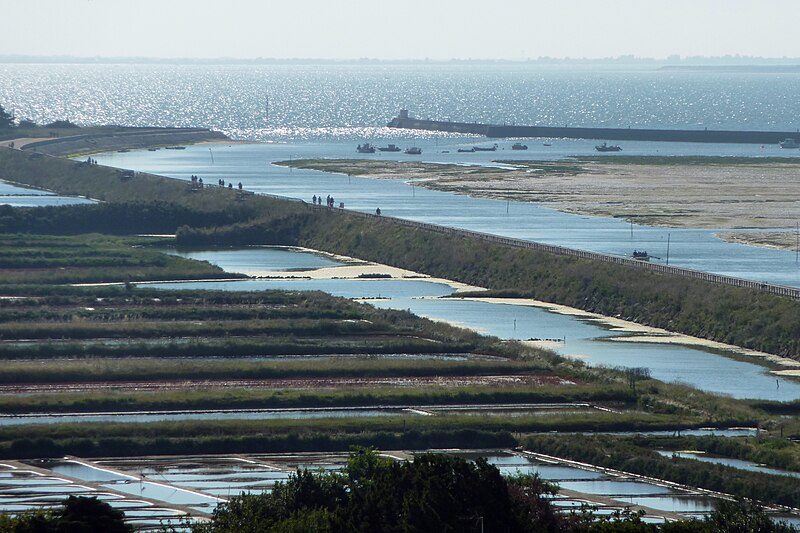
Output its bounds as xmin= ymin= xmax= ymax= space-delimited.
xmin=280 ymin=157 xmax=800 ymax=250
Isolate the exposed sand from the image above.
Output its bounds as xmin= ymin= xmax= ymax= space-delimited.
xmin=452 ymin=296 xmax=800 ymax=370
xmin=282 ymin=159 xmax=800 ymax=251
xmin=255 ymin=246 xmax=485 ymax=293
xmin=252 ymin=249 xmax=798 ymax=371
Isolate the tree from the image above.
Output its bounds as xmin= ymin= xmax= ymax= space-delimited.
xmin=625 ymin=367 xmax=651 ymax=393
xmin=1 ymin=496 xmax=132 ymax=532
xmin=0 ymin=104 xmax=14 ymax=129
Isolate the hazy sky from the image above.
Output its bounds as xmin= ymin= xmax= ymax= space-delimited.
xmin=5 ymin=0 xmax=798 ymax=60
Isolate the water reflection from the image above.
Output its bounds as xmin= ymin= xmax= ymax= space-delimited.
xmin=0 ymin=179 xmax=95 ymax=207
xmin=159 ymin=246 xmax=344 ymax=275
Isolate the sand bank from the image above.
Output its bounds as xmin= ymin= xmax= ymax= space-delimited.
xmin=281 ymin=159 xmax=800 ymax=251
xmin=453 ymin=296 xmax=800 ymax=370
xmin=255 ymin=246 xmax=485 ymax=293
xmin=250 ymin=248 xmax=799 ymax=371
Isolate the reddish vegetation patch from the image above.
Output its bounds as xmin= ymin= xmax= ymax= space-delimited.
xmin=0 ymin=374 xmax=578 ymax=394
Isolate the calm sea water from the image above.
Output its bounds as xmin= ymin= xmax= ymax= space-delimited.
xmin=3 ymin=63 xmax=800 ymax=141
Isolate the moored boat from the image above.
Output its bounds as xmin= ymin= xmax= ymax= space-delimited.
xmin=473 ymin=144 xmax=498 ymax=152
xmin=780 ymin=138 xmax=799 ymax=149
xmin=595 ymin=142 xmax=622 ymax=152
xmin=511 ymin=142 xmax=528 ymax=150
xmin=378 ymin=144 xmax=401 ymax=152
xmin=457 ymin=148 xmax=475 ymax=153
xmin=404 ymin=147 xmax=422 ymax=155
xmin=356 ymin=143 xmax=376 ymax=153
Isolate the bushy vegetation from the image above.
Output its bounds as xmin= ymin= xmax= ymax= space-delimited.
xmin=0 ymin=202 xmax=246 ymax=236
xmin=189 ymin=448 xmax=795 ymax=533
xmin=639 ymin=435 xmax=800 ymax=474
xmin=524 ymin=434 xmax=800 ymax=509
xmin=0 ymin=495 xmax=131 ymax=533
xmin=0 ymin=105 xmax=13 ymax=130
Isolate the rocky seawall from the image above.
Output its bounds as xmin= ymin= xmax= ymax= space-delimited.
xmin=388 ymin=114 xmax=800 ymax=144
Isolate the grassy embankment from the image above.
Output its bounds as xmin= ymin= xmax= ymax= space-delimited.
xmin=2 ymin=147 xmax=798 ymax=358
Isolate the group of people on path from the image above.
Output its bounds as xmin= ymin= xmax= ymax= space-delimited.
xmin=310 ymin=195 xmax=381 ymax=215
xmin=190 ymin=175 xmax=243 ymax=190
xmin=216 ymin=178 xmax=243 ymax=190
xmin=312 ymin=194 xmax=340 ymax=208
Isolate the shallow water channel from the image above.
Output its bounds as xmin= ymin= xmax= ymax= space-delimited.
xmin=145 ymin=246 xmax=800 ymax=401
xmin=95 ymin=142 xmax=800 ymax=289
xmin=0 ymin=180 xmax=95 ymax=208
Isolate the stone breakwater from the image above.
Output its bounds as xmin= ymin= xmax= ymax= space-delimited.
xmin=388 ymin=112 xmax=800 ymax=144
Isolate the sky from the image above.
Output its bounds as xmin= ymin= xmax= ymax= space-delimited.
xmin=4 ymin=0 xmax=798 ymax=61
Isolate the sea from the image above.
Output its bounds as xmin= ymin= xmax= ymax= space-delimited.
xmin=3 ymin=62 xmax=800 ymax=141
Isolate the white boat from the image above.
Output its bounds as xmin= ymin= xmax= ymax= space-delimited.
xmin=404 ymin=147 xmax=422 ymax=155
xmin=779 ymin=138 xmax=799 ymax=149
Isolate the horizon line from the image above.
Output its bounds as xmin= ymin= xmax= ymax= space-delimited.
xmin=3 ymin=54 xmax=800 ymax=65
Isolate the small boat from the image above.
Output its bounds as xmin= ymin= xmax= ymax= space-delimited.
xmin=377 ymin=144 xmax=401 ymax=152
xmin=404 ymin=147 xmax=422 ymax=155
xmin=116 ymin=149 xmax=130 ymax=153
xmin=473 ymin=144 xmax=498 ymax=152
xmin=356 ymin=143 xmax=376 ymax=154
xmin=147 ymin=147 xmax=159 ymax=151
xmin=632 ymin=250 xmax=650 ymax=262
xmin=595 ymin=142 xmax=622 ymax=152
xmin=543 ymin=142 xmax=552 ymax=147
xmin=165 ymin=146 xmax=186 ymax=150
xmin=511 ymin=142 xmax=528 ymax=150
xmin=779 ymin=138 xmax=799 ymax=149
xmin=457 ymin=148 xmax=475 ymax=153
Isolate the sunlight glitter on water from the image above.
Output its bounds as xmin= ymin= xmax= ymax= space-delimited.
xmin=5 ymin=64 xmax=800 ymax=142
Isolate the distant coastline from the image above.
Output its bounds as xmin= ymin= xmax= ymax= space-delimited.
xmin=660 ymin=65 xmax=800 ymax=73
xmin=4 ymin=54 xmax=800 ymax=67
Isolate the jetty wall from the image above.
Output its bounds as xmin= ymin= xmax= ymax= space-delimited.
xmin=387 ymin=114 xmax=800 ymax=144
